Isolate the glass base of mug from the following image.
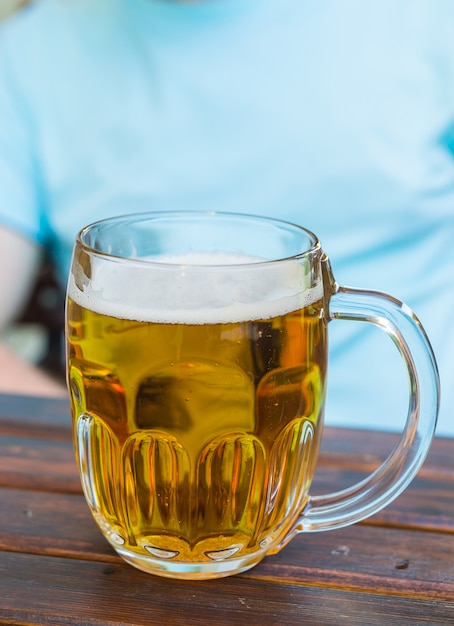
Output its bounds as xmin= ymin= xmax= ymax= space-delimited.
xmin=115 ymin=544 xmax=267 ymax=580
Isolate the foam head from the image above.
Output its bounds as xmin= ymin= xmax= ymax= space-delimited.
xmin=68 ymin=252 xmax=323 ymax=324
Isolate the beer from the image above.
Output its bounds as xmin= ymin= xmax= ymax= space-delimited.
xmin=67 ymin=252 xmax=327 ymax=577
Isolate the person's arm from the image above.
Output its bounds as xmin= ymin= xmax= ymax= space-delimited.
xmin=0 ymin=226 xmax=66 ymax=397
xmin=0 ymin=15 xmax=67 ymax=397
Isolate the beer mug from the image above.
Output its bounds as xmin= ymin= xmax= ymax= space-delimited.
xmin=66 ymin=211 xmax=439 ymax=580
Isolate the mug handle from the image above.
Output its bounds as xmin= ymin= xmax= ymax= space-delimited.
xmin=282 ymin=263 xmax=440 ymax=541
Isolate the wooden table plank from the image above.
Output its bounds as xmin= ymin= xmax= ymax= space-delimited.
xmin=0 ymin=434 xmax=80 ymax=493
xmin=1 ymin=394 xmax=453 ymax=625
xmin=1 ymin=486 xmax=454 ymax=601
xmin=2 ymin=551 xmax=454 ymax=626
xmin=1 ymin=395 xmax=451 ymax=477
xmin=312 ymin=468 xmax=454 ymax=532
xmin=0 ymin=487 xmax=116 ymax=563
xmin=2 ymin=433 xmax=453 ymax=533
xmin=0 ymin=394 xmax=70 ymax=439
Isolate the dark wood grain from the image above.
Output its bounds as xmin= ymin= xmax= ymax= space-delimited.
xmin=1 ymin=486 xmax=453 ymax=600
xmin=0 ymin=434 xmax=80 ymax=492
xmin=0 ymin=394 xmax=453 ymax=625
xmin=0 ymin=393 xmax=70 ymax=438
xmin=2 ymin=551 xmax=454 ymax=626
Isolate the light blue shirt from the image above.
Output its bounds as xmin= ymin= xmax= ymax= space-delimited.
xmin=1 ymin=0 xmax=453 ymax=435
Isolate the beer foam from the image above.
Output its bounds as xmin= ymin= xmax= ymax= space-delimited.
xmin=68 ymin=252 xmax=323 ymax=324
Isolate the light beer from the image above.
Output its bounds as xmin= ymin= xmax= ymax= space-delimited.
xmin=67 ymin=253 xmax=328 ymax=577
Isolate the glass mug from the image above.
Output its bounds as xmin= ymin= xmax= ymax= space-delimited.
xmin=66 ymin=211 xmax=439 ymax=580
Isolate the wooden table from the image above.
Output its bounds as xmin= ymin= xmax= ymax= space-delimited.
xmin=0 ymin=393 xmax=453 ymax=625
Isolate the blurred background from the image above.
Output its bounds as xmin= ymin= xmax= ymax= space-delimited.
xmin=0 ymin=0 xmax=28 ymax=21
xmin=1 ymin=0 xmax=64 ymax=380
